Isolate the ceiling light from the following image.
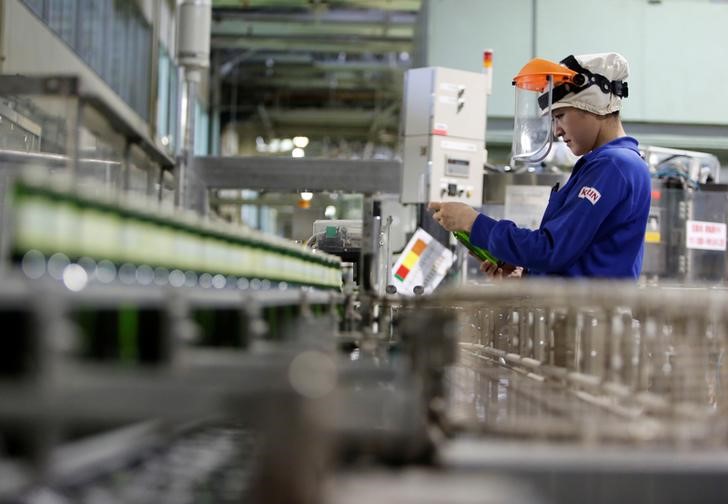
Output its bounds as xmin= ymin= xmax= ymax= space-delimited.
xmin=293 ymin=136 xmax=309 ymax=148
xmin=280 ymin=138 xmax=294 ymax=151
xmin=300 ymin=191 xmax=313 ymax=201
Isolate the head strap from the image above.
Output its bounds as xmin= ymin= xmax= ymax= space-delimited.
xmin=538 ymin=54 xmax=628 ymax=110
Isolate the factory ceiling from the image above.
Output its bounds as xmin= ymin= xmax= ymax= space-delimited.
xmin=210 ymin=0 xmax=421 ymax=156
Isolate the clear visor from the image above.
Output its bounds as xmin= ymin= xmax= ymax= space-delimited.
xmin=511 ymin=77 xmax=554 ymax=166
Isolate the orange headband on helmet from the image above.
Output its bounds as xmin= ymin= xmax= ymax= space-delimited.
xmin=512 ymin=58 xmax=578 ymax=92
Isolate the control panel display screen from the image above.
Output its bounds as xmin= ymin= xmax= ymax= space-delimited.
xmin=445 ymin=157 xmax=470 ymax=178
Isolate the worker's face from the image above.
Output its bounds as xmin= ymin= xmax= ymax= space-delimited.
xmin=551 ymin=107 xmax=600 ymax=156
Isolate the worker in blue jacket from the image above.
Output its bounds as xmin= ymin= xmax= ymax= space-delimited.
xmin=429 ymin=53 xmax=650 ymax=279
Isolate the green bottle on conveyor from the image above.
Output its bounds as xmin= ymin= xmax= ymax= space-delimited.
xmin=453 ymin=230 xmax=499 ymax=266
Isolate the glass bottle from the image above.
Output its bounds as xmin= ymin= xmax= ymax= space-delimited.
xmin=452 ymin=230 xmax=499 ymax=265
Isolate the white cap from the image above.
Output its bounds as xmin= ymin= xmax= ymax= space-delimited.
xmin=552 ymin=52 xmax=629 ymax=116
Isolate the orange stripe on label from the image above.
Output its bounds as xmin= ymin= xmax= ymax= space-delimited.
xmin=412 ymin=239 xmax=427 ymax=255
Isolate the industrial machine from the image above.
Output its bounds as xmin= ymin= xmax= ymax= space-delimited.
xmin=420 ymin=280 xmax=728 ymax=503
xmin=3 ymin=48 xmax=728 ymax=504
xmin=641 ymin=146 xmax=728 ymax=283
xmin=401 ymin=67 xmax=490 ymax=207
xmin=482 ymin=171 xmax=569 ymax=225
xmin=0 ymin=75 xmax=343 ymax=504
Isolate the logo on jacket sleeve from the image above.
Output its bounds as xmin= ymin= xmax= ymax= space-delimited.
xmin=578 ymin=186 xmax=602 ymax=205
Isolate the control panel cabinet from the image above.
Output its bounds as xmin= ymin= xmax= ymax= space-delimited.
xmin=401 ymin=67 xmax=490 ymax=206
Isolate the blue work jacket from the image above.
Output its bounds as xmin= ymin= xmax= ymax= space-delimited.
xmin=471 ymin=136 xmax=651 ymax=279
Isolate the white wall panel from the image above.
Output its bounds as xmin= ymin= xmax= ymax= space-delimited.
xmin=642 ymin=1 xmax=728 ymax=123
xmin=421 ymin=0 xmax=728 ymax=125
xmin=424 ymin=0 xmax=533 ymax=117
xmin=535 ymin=0 xmax=647 ymax=122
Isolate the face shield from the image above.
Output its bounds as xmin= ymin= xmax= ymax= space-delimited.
xmin=511 ymin=77 xmax=554 ymax=165
xmin=510 ymin=58 xmax=577 ymax=166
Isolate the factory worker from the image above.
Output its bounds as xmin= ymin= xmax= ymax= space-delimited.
xmin=430 ymin=53 xmax=650 ymax=279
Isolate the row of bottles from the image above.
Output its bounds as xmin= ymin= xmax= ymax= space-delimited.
xmin=460 ymin=303 xmax=725 ymax=409
xmin=10 ymin=173 xmax=342 ymax=289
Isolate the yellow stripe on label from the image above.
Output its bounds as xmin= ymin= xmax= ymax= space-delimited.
xmin=402 ymin=250 xmax=419 ymax=269
xmin=645 ymin=231 xmax=661 ymax=244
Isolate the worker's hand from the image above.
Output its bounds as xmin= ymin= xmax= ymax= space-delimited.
xmin=480 ymin=262 xmax=523 ymax=280
xmin=428 ymin=202 xmax=478 ymax=232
